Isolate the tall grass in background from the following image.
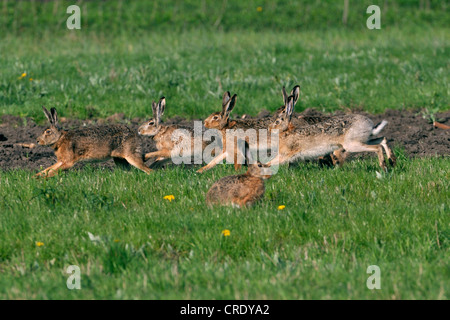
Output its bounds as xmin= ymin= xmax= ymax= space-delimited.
xmin=0 ymin=0 xmax=448 ymax=35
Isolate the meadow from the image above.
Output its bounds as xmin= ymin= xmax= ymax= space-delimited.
xmin=0 ymin=0 xmax=449 ymax=299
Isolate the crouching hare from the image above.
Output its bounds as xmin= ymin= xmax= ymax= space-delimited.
xmin=205 ymin=142 xmax=273 ymax=208
xmin=268 ymin=96 xmax=396 ymax=171
xmin=36 ymin=106 xmax=151 ymax=178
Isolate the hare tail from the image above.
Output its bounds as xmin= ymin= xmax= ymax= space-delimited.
xmin=372 ymin=120 xmax=388 ymax=136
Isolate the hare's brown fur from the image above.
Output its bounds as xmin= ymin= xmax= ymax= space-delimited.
xmin=205 ymin=145 xmax=272 ymax=208
xmin=199 ymin=85 xmax=330 ymax=173
xmin=198 ymin=91 xmax=281 ymax=173
xmin=36 ymin=107 xmax=151 ymax=178
xmin=138 ymin=97 xmax=211 ymax=167
xmin=268 ymin=96 xmax=396 ymax=170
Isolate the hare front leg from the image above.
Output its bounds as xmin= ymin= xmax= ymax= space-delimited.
xmin=150 ymin=157 xmax=172 ymax=169
xmin=197 ymin=152 xmax=228 ymax=173
xmin=123 ymin=154 xmax=152 ymax=174
xmin=265 ymin=151 xmax=295 ymax=167
xmin=45 ymin=161 xmax=77 ymax=177
xmin=234 ymin=147 xmax=245 ymax=171
xmin=144 ymin=149 xmax=171 ymax=161
xmin=35 ymin=161 xmax=64 ymax=178
xmin=331 ymin=148 xmax=347 ymax=167
xmin=36 ymin=161 xmax=76 ymax=178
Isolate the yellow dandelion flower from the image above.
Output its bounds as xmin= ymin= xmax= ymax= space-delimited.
xmin=222 ymin=229 xmax=230 ymax=237
xmin=257 ymin=6 xmax=263 ymax=12
xmin=163 ymin=195 xmax=175 ymax=202
xmin=19 ymin=72 xmax=27 ymax=79
xmin=278 ymin=205 xmax=286 ymax=210
xmin=29 ymin=78 xmax=33 ymax=81
xmin=36 ymin=241 xmax=44 ymax=247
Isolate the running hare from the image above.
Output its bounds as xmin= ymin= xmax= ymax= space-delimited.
xmin=138 ymin=97 xmax=210 ymax=168
xmin=205 ymin=142 xmax=272 ymax=208
xmin=268 ymin=95 xmax=396 ymax=170
xmin=198 ymin=90 xmax=290 ymax=173
xmin=198 ymin=86 xmax=327 ymax=173
xmin=35 ymin=107 xmax=151 ymax=178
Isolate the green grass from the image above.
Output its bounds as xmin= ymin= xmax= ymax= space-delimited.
xmin=1 ymin=28 xmax=448 ymax=122
xmin=0 ymin=157 xmax=448 ymax=299
xmin=0 ymin=0 xmax=449 ymax=300
xmin=1 ymin=0 xmax=448 ymax=34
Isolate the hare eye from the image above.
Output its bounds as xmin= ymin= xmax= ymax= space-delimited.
xmin=213 ymin=116 xmax=218 ymax=120
xmin=149 ymin=121 xmax=154 ymax=125
xmin=46 ymin=130 xmax=52 ymax=134
xmin=258 ymin=163 xmax=262 ymax=168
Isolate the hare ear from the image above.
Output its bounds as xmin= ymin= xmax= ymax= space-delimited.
xmin=223 ymin=94 xmax=237 ymax=120
xmin=42 ymin=106 xmax=53 ymax=125
xmin=50 ymin=108 xmax=58 ymax=127
xmin=158 ymin=97 xmax=166 ymax=117
xmin=221 ymin=91 xmax=231 ymax=115
xmin=282 ymin=86 xmax=288 ymax=107
xmin=151 ymin=101 xmax=158 ymax=117
xmin=290 ymin=85 xmax=300 ymax=106
xmin=286 ymin=95 xmax=294 ymax=119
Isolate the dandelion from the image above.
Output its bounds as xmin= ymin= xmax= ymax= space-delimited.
xmin=257 ymin=6 xmax=263 ymax=12
xmin=222 ymin=229 xmax=230 ymax=237
xmin=163 ymin=195 xmax=175 ymax=202
xmin=278 ymin=205 xmax=286 ymax=210
xmin=19 ymin=72 xmax=27 ymax=79
xmin=29 ymin=78 xmax=33 ymax=81
xmin=36 ymin=241 xmax=44 ymax=247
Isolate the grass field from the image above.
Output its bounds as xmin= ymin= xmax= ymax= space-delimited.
xmin=1 ymin=29 xmax=449 ymax=121
xmin=0 ymin=159 xmax=448 ymax=299
xmin=0 ymin=0 xmax=449 ymax=300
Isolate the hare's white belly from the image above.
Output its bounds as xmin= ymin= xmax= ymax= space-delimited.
xmin=289 ymin=142 xmax=341 ymax=162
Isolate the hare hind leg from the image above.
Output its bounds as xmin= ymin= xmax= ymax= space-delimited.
xmin=380 ymin=137 xmax=396 ymax=167
xmin=344 ymin=142 xmax=387 ymax=171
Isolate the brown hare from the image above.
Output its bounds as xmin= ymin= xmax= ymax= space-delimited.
xmin=198 ymin=85 xmax=329 ymax=173
xmin=198 ymin=89 xmax=291 ymax=173
xmin=35 ymin=107 xmax=151 ymax=178
xmin=205 ymin=142 xmax=273 ymax=208
xmin=138 ymin=97 xmax=210 ymax=168
xmin=268 ymin=95 xmax=396 ymax=170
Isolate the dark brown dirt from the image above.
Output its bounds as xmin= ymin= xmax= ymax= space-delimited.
xmin=0 ymin=109 xmax=448 ymax=172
